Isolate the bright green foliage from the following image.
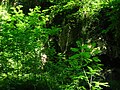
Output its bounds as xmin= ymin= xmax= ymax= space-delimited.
xmin=0 ymin=5 xmax=60 ymax=90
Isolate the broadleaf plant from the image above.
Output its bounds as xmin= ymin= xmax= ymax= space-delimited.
xmin=59 ymin=40 xmax=109 ymax=90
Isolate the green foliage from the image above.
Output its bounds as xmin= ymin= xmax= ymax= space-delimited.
xmin=43 ymin=41 xmax=109 ymax=90
xmin=40 ymin=0 xmax=112 ymax=54
xmin=1 ymin=0 xmax=120 ymax=89
xmin=57 ymin=41 xmax=109 ymax=90
xmin=0 ymin=5 xmax=60 ymax=90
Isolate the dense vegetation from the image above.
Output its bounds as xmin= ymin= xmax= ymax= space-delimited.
xmin=1 ymin=0 xmax=120 ymax=90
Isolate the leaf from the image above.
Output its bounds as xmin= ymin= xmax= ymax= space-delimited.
xmin=71 ymin=48 xmax=79 ymax=52
xmin=69 ymin=54 xmax=80 ymax=59
xmin=87 ymin=66 xmax=93 ymax=72
xmin=80 ymin=52 xmax=91 ymax=58
xmin=92 ymin=57 xmax=100 ymax=62
xmin=93 ymin=81 xmax=109 ymax=88
xmin=87 ymin=66 xmax=98 ymax=75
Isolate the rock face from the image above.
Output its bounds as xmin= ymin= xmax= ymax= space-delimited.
xmin=109 ymin=58 xmax=120 ymax=90
xmin=109 ymin=68 xmax=120 ymax=90
xmin=98 ymin=54 xmax=120 ymax=90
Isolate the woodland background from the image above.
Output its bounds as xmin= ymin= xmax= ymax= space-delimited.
xmin=1 ymin=0 xmax=120 ymax=90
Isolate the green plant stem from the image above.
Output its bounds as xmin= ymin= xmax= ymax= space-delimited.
xmin=83 ymin=68 xmax=92 ymax=90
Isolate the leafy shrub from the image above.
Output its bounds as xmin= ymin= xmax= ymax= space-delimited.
xmin=0 ymin=5 xmax=60 ymax=90
xmin=43 ymin=40 xmax=109 ymax=90
xmin=62 ymin=41 xmax=109 ymax=90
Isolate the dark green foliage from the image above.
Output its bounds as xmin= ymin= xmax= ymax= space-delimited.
xmin=1 ymin=0 xmax=120 ymax=89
